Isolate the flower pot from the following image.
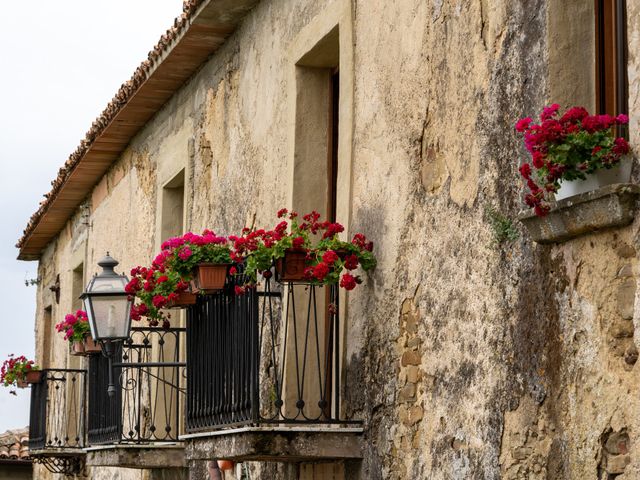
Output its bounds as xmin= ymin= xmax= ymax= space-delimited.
xmin=16 ymin=379 xmax=27 ymax=389
xmin=83 ymin=337 xmax=102 ymax=355
xmin=168 ymin=292 xmax=197 ymax=308
xmin=275 ymin=249 xmax=309 ymax=282
xmin=555 ymin=157 xmax=632 ymax=200
xmin=25 ymin=370 xmax=42 ymax=384
xmin=217 ymin=460 xmax=234 ymax=471
xmin=71 ymin=341 xmax=86 ymax=356
xmin=191 ymin=263 xmax=229 ymax=294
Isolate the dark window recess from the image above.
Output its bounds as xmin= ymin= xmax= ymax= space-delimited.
xmin=186 ymin=269 xmax=359 ymax=432
xmin=327 ymin=69 xmax=339 ymax=223
xmin=595 ymin=0 xmax=628 ymax=135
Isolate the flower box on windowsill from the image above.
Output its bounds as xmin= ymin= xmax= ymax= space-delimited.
xmin=519 ymin=183 xmax=640 ymax=244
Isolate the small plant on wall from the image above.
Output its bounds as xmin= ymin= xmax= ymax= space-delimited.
xmin=1 ymin=355 xmax=40 ymax=393
xmin=517 ymin=104 xmax=630 ymax=216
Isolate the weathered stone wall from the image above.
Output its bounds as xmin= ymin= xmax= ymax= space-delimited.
xmin=30 ymin=0 xmax=640 ymax=479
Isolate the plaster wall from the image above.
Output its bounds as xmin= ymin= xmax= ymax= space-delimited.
xmin=29 ymin=0 xmax=640 ymax=478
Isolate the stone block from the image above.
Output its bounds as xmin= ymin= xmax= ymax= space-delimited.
xmin=617 ymin=279 xmax=636 ymax=320
xmin=610 ymin=319 xmax=635 ymax=338
xmin=403 ymin=405 xmax=423 ymax=426
xmin=398 ymin=383 xmax=416 ymax=402
xmin=606 ymin=454 xmax=630 ymax=474
xmin=511 ymin=446 xmax=532 ymax=460
xmin=518 ymin=184 xmax=640 ymax=244
xmin=405 ymin=366 xmax=421 ymax=383
xmin=624 ymin=343 xmax=639 ymax=365
xmin=405 ymin=311 xmax=419 ymax=335
xmin=605 ymin=431 xmax=629 ymax=455
xmin=617 ymin=244 xmax=637 ymax=258
xmin=401 ymin=351 xmax=422 ymax=366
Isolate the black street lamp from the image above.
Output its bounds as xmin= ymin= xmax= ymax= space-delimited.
xmin=81 ymin=253 xmax=132 ymax=396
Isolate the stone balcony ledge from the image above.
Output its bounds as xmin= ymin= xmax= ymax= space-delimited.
xmin=85 ymin=443 xmax=186 ymax=469
xmin=182 ymin=426 xmax=364 ymax=462
xmin=519 ymin=183 xmax=640 ymax=244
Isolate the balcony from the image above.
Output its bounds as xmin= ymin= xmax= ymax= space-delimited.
xmin=182 ymin=272 xmax=363 ymax=463
xmin=28 ymin=368 xmax=87 ymax=476
xmin=84 ymin=327 xmax=187 ymax=471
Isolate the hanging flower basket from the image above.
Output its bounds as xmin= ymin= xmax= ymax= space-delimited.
xmin=1 ymin=355 xmax=39 ymax=392
xmin=275 ymin=249 xmax=309 ymax=282
xmin=167 ymin=291 xmax=197 ymax=308
xmin=25 ymin=370 xmax=43 ymax=384
xmin=191 ymin=263 xmax=230 ymax=293
xmin=83 ymin=337 xmax=102 ymax=355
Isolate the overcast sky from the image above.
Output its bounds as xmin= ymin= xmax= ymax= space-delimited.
xmin=0 ymin=0 xmax=183 ymax=432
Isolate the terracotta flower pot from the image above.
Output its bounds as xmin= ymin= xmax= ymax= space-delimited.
xmin=16 ymin=379 xmax=28 ymax=389
xmin=168 ymin=292 xmax=197 ymax=308
xmin=191 ymin=263 xmax=229 ymax=294
xmin=25 ymin=370 xmax=42 ymax=384
xmin=83 ymin=337 xmax=102 ymax=355
xmin=71 ymin=341 xmax=86 ymax=356
xmin=217 ymin=459 xmax=234 ymax=471
xmin=275 ymin=249 xmax=309 ymax=282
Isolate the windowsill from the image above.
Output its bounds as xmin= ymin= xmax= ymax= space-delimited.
xmin=518 ymin=183 xmax=640 ymax=244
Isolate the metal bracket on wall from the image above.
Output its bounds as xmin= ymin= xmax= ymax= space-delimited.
xmin=32 ymin=454 xmax=85 ymax=477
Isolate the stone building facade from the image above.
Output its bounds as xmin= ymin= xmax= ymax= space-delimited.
xmin=16 ymin=0 xmax=640 ymax=479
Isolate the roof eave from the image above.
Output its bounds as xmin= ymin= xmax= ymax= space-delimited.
xmin=17 ymin=0 xmax=259 ymax=261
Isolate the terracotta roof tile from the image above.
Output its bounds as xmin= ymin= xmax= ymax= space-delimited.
xmin=0 ymin=428 xmax=29 ymax=461
xmin=17 ymin=0 xmax=206 ymax=250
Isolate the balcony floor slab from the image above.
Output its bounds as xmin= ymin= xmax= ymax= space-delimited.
xmin=85 ymin=443 xmax=186 ymax=469
xmin=183 ymin=426 xmax=364 ymax=462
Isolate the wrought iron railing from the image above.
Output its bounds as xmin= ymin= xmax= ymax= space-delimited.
xmin=186 ymin=271 xmax=357 ymax=432
xmin=29 ymin=368 xmax=87 ymax=452
xmin=88 ymin=327 xmax=186 ymax=445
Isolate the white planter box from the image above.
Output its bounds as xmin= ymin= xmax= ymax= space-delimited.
xmin=555 ymin=157 xmax=632 ymax=200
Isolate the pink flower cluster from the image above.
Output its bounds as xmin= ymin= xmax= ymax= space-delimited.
xmin=55 ymin=310 xmax=90 ymax=343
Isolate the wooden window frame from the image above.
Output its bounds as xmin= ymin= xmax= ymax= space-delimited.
xmin=595 ymin=0 xmax=628 ymax=122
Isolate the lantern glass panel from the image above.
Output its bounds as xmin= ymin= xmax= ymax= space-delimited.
xmin=88 ymin=295 xmax=131 ymax=339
